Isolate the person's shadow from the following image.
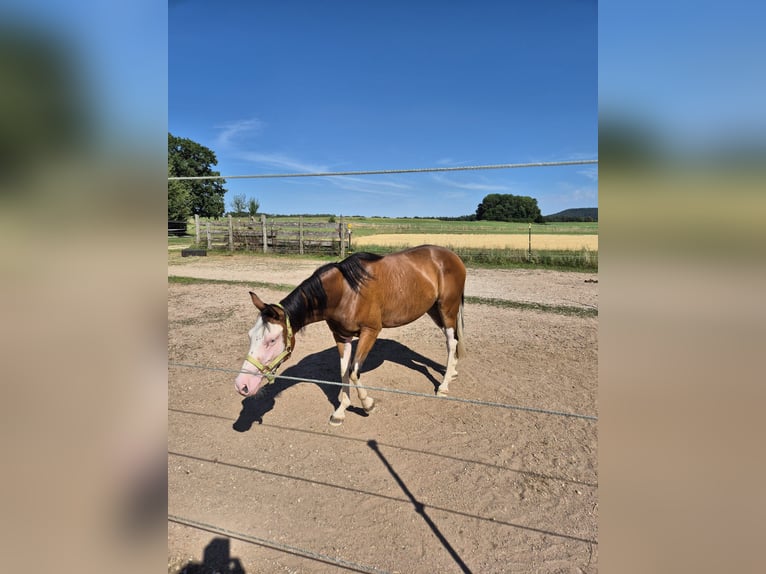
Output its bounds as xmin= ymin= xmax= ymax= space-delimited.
xmin=178 ymin=537 xmax=245 ymax=573
xmin=233 ymin=338 xmax=445 ymax=431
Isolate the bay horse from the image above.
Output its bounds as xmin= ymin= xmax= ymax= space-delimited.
xmin=234 ymin=244 xmax=466 ymax=425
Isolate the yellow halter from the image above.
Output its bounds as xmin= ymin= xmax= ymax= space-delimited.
xmin=244 ymin=304 xmax=293 ymax=384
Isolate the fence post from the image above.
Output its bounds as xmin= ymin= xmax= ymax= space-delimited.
xmin=206 ymin=221 xmax=211 ymax=250
xmin=528 ymin=223 xmax=532 ymax=261
xmin=228 ymin=215 xmax=234 ymax=251
xmin=195 ymin=214 xmax=200 ymax=245
xmin=299 ymin=216 xmax=304 ymax=255
xmin=261 ymin=214 xmax=268 ymax=253
xmin=339 ymin=215 xmax=345 ymax=258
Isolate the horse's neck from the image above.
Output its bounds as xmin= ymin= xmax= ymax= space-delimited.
xmin=281 ymin=281 xmax=335 ymax=332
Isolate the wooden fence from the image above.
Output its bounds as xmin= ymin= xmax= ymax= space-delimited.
xmin=193 ymin=214 xmax=351 ymax=257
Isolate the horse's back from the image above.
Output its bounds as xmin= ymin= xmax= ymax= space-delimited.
xmin=390 ymin=244 xmax=465 ymax=286
xmin=361 ymin=245 xmax=465 ymax=327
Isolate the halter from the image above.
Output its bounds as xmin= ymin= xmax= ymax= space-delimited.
xmin=244 ymin=303 xmax=293 ymax=384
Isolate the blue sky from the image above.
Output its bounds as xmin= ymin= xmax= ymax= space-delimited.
xmin=169 ymin=0 xmax=598 ymax=217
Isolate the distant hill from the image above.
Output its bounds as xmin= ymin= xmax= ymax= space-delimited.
xmin=544 ymin=207 xmax=598 ymax=222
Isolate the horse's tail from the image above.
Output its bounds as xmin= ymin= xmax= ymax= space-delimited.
xmin=455 ymin=295 xmax=466 ymax=359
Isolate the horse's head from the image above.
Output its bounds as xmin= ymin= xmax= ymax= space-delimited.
xmin=234 ymin=291 xmax=295 ymax=397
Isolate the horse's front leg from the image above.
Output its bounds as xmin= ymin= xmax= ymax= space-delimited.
xmin=437 ymin=327 xmax=459 ymax=397
xmin=329 ymin=328 xmax=378 ymax=426
xmin=329 ymin=334 xmax=353 ymax=426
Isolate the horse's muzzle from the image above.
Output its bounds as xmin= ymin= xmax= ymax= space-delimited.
xmin=235 ymin=370 xmax=268 ymax=397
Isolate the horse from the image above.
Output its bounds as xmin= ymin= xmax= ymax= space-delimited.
xmin=234 ymin=244 xmax=466 ymax=426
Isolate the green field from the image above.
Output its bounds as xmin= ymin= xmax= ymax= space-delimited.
xmin=173 ymin=216 xmax=597 ymax=237
xmin=169 ymin=216 xmax=598 ymax=270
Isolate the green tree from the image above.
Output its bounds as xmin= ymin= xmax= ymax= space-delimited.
xmin=168 ymin=133 xmax=226 ymax=217
xmin=475 ymin=193 xmax=543 ymax=223
xmin=168 ymin=164 xmax=191 ymax=234
xmin=229 ymin=193 xmax=247 ymax=215
xmin=248 ymin=198 xmax=260 ymax=217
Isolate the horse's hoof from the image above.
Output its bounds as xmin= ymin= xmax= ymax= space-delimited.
xmin=436 ymin=389 xmax=449 ymax=397
xmin=329 ymin=415 xmax=344 ymax=426
xmin=364 ymin=401 xmax=376 ymax=414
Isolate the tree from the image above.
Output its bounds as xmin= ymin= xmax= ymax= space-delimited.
xmin=227 ymin=194 xmax=259 ymax=217
xmin=168 ymin=133 xmax=226 ymax=218
xmin=168 ymin=164 xmax=192 ymax=234
xmin=229 ymin=193 xmax=247 ymax=215
xmin=475 ymin=193 xmax=543 ymax=223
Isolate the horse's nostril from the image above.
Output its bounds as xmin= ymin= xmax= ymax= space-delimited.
xmin=241 ymin=385 xmax=248 ymax=394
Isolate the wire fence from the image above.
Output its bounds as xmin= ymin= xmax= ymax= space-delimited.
xmin=167 ymin=159 xmax=598 ymax=181
xmin=169 ymin=158 xmax=598 ymax=570
xmin=168 ymin=357 xmax=597 ymax=570
xmin=168 ymin=158 xmax=598 ymax=265
xmin=169 ymin=514 xmax=391 ymax=574
xmin=169 ymin=217 xmax=598 ymax=267
xmin=168 ymin=361 xmax=597 ymax=422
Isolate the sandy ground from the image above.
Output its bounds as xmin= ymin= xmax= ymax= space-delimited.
xmin=168 ymin=253 xmax=598 ymax=573
xmin=168 ymin=253 xmax=598 ymax=311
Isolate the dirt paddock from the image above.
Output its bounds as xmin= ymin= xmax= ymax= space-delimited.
xmin=168 ymin=254 xmax=598 ymax=573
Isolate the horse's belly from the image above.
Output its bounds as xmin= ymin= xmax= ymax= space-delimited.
xmin=379 ymin=294 xmax=436 ymax=328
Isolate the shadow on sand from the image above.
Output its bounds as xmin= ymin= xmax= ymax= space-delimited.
xmin=177 ymin=537 xmax=245 ymax=574
xmin=233 ymin=338 xmax=444 ymax=431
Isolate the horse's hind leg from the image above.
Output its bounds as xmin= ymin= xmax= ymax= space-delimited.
xmin=438 ymin=326 xmax=459 ymax=396
xmin=350 ymin=328 xmax=378 ymax=412
xmin=428 ymin=301 xmax=461 ymax=396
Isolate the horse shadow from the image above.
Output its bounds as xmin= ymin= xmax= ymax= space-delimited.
xmin=233 ymin=338 xmax=445 ymax=431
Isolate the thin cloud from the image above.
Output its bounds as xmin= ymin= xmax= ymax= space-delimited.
xmin=560 ymin=151 xmax=599 ymax=161
xmin=327 ymin=176 xmax=410 ymax=197
xmin=329 ymin=176 xmax=411 ymax=190
xmin=237 ymin=152 xmax=412 ymax=197
xmin=434 ymin=158 xmax=474 ymax=166
xmin=215 ymin=118 xmax=263 ymax=147
xmin=431 ymin=174 xmax=511 ymax=192
xmin=553 ymin=182 xmax=598 ymax=205
xmin=443 ymin=191 xmax=469 ymax=200
xmin=578 ymin=166 xmax=599 ymax=181
xmin=238 ymin=152 xmax=328 ymax=174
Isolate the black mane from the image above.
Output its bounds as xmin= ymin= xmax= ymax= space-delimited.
xmin=280 ymin=252 xmax=382 ymax=331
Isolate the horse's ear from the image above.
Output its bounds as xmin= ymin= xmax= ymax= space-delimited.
xmin=249 ymin=291 xmax=268 ymax=310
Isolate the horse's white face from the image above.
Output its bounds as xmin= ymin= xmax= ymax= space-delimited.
xmin=234 ymin=314 xmax=287 ymax=397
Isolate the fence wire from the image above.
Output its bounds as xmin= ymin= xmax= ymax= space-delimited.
xmin=169 ymin=514 xmax=391 ymax=574
xmin=168 ymin=159 xmax=598 ymax=181
xmin=168 ymin=361 xmax=597 ymax=422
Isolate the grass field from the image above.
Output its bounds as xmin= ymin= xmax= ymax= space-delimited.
xmin=169 ymin=216 xmax=598 ymax=270
xmin=174 ymin=216 xmax=597 ymax=237
xmin=354 ymin=232 xmax=598 ymax=251
xmin=265 ymin=216 xmax=597 ymax=236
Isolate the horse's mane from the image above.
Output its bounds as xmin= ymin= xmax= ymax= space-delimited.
xmin=281 ymin=252 xmax=382 ymax=330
